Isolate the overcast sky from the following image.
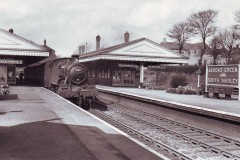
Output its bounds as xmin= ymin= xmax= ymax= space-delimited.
xmin=1 ymin=0 xmax=240 ymax=57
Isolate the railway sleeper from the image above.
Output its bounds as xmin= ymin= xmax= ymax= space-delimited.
xmin=190 ymin=139 xmax=200 ymax=145
xmin=210 ymin=147 xmax=221 ymax=154
xmin=200 ymin=143 xmax=209 ymax=149
xmin=221 ymin=151 xmax=234 ymax=159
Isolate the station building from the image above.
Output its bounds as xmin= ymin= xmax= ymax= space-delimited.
xmin=78 ymin=32 xmax=188 ymax=87
xmin=0 ymin=28 xmax=55 ymax=85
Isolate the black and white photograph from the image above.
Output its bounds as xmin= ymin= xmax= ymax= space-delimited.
xmin=0 ymin=0 xmax=240 ymax=159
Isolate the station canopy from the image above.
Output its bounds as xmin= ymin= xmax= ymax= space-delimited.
xmin=78 ymin=38 xmax=188 ymax=64
xmin=0 ymin=28 xmax=54 ymax=66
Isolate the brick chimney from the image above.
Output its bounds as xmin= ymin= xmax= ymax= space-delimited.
xmin=163 ymin=38 xmax=166 ymax=43
xmin=82 ymin=45 xmax=85 ymax=54
xmin=124 ymin=31 xmax=129 ymax=43
xmin=96 ymin=35 xmax=100 ymax=51
xmin=44 ymin=39 xmax=46 ymax=46
xmin=9 ymin=28 xmax=14 ymax=33
xmin=79 ymin=45 xmax=82 ymax=55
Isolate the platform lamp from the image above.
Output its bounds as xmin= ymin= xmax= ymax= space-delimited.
xmin=196 ymin=59 xmax=202 ymax=95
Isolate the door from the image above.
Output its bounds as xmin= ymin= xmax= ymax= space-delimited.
xmin=112 ymin=70 xmax=121 ymax=86
xmin=7 ymin=66 xmax=16 ymax=85
xmin=122 ymin=69 xmax=135 ymax=86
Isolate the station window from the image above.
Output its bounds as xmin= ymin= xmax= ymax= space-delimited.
xmin=102 ymin=71 xmax=104 ymax=78
xmin=107 ymin=69 xmax=110 ymax=78
xmin=92 ymin=70 xmax=95 ymax=78
xmin=124 ymin=71 xmax=132 ymax=77
xmin=99 ymin=71 xmax=102 ymax=79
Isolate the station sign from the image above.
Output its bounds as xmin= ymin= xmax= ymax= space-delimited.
xmin=207 ymin=65 xmax=239 ymax=86
xmin=0 ymin=59 xmax=23 ymax=64
xmin=148 ymin=65 xmax=166 ymax=69
xmin=118 ymin=64 xmax=139 ymax=68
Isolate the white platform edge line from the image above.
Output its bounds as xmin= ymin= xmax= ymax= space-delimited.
xmin=42 ymin=87 xmax=170 ymax=160
xmin=97 ymin=87 xmax=240 ymax=118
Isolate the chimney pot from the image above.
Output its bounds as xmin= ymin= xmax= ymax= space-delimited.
xmin=82 ymin=45 xmax=85 ymax=54
xmin=124 ymin=31 xmax=129 ymax=43
xmin=79 ymin=45 xmax=82 ymax=55
xmin=96 ymin=35 xmax=100 ymax=51
xmin=163 ymin=38 xmax=166 ymax=43
xmin=9 ymin=28 xmax=14 ymax=33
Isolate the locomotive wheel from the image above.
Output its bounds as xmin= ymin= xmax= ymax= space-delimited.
xmin=77 ymin=96 xmax=83 ymax=108
xmin=83 ymin=99 xmax=91 ymax=110
xmin=213 ymin=93 xmax=219 ymax=99
xmin=225 ymin=94 xmax=231 ymax=100
xmin=58 ymin=78 xmax=65 ymax=84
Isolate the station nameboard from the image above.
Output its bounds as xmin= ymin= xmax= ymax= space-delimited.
xmin=118 ymin=64 xmax=139 ymax=68
xmin=0 ymin=59 xmax=23 ymax=64
xmin=148 ymin=65 xmax=166 ymax=69
xmin=207 ymin=65 xmax=239 ymax=86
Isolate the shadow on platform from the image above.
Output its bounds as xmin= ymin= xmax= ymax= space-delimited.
xmin=0 ymin=117 xmax=159 ymax=160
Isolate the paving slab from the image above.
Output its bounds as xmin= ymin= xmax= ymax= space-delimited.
xmin=96 ymin=85 xmax=240 ymax=119
xmin=0 ymin=86 xmax=164 ymax=160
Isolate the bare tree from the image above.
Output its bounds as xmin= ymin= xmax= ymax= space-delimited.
xmin=209 ymin=36 xmax=221 ymax=65
xmin=188 ymin=9 xmax=218 ymax=66
xmin=217 ymin=25 xmax=240 ymax=64
xmin=167 ymin=21 xmax=192 ymax=54
xmin=234 ymin=10 xmax=240 ymax=23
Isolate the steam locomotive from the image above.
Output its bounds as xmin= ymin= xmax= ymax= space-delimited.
xmin=24 ymin=57 xmax=97 ymax=110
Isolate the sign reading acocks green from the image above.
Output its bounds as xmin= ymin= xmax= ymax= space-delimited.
xmin=207 ymin=65 xmax=239 ymax=86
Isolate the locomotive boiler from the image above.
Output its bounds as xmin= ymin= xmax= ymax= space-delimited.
xmin=25 ymin=57 xmax=97 ymax=110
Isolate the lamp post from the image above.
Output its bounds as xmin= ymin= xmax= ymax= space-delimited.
xmin=197 ymin=59 xmax=202 ymax=95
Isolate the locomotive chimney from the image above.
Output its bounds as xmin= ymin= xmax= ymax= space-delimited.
xmin=79 ymin=45 xmax=82 ymax=55
xmin=82 ymin=45 xmax=85 ymax=54
xmin=124 ymin=31 xmax=129 ymax=43
xmin=96 ymin=35 xmax=100 ymax=51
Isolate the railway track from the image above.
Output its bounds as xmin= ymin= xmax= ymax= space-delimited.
xmin=92 ymin=98 xmax=240 ymax=160
xmin=89 ymin=106 xmax=192 ymax=160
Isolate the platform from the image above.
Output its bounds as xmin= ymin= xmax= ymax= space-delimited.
xmin=0 ymin=86 xmax=163 ymax=160
xmin=96 ymin=85 xmax=240 ymax=123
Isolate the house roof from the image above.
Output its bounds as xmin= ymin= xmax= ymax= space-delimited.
xmin=160 ymin=41 xmax=211 ymax=51
xmin=0 ymin=28 xmax=54 ymax=57
xmin=78 ymin=38 xmax=188 ymax=64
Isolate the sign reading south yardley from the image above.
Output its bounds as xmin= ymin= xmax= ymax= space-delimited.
xmin=207 ymin=65 xmax=239 ymax=86
xmin=0 ymin=59 xmax=23 ymax=64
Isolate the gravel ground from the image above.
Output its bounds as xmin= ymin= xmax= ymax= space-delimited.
xmin=101 ymin=103 xmax=240 ymax=160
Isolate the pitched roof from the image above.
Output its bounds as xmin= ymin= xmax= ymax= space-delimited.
xmin=160 ymin=41 xmax=210 ymax=50
xmin=0 ymin=28 xmax=54 ymax=56
xmin=78 ymin=38 xmax=188 ymax=64
xmin=27 ymin=54 xmax=57 ymax=67
xmin=79 ymin=38 xmax=146 ymax=58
